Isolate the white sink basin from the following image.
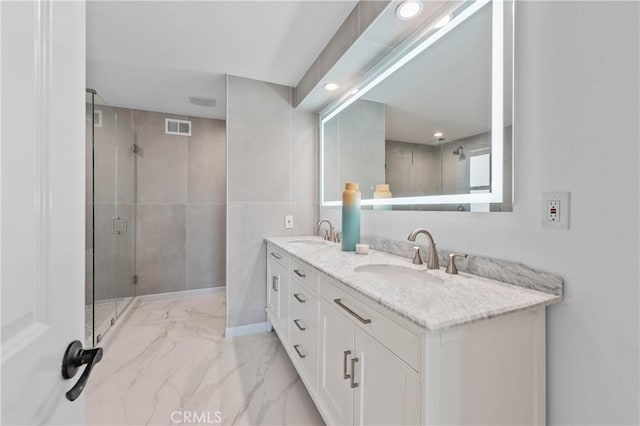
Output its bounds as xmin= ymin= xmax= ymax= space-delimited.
xmin=354 ymin=264 xmax=444 ymax=288
xmin=287 ymin=239 xmax=330 ymax=247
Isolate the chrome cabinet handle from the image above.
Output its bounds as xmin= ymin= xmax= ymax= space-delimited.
xmin=343 ymin=350 xmax=351 ymax=379
xmin=272 ymin=276 xmax=279 ymax=292
xmin=350 ymin=357 xmax=359 ymax=388
xmin=122 ymin=217 xmax=127 ymax=234
xmin=293 ymin=269 xmax=306 ymax=278
xmin=270 ymin=252 xmax=282 ymax=260
xmin=293 ymin=344 xmax=306 ymax=359
xmin=334 ymin=298 xmax=371 ymax=324
xmin=293 ymin=293 xmax=306 ymax=304
xmin=293 ymin=319 xmax=306 ymax=331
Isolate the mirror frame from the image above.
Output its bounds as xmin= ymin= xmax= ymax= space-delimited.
xmin=319 ymin=0 xmax=513 ymax=207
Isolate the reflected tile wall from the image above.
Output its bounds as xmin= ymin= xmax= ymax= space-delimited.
xmin=227 ymin=75 xmax=318 ymax=329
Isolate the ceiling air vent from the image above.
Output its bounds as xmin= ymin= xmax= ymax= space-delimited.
xmin=93 ymin=110 xmax=103 ymax=128
xmin=165 ymin=118 xmax=192 ymax=136
xmin=188 ymin=96 xmax=216 ymax=107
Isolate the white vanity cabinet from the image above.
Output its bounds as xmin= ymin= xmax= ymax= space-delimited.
xmin=265 ymin=240 xmax=549 ymax=426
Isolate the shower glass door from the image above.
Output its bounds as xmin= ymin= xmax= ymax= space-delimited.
xmin=86 ymin=90 xmax=136 ymax=346
xmin=114 ymin=105 xmax=136 ymax=318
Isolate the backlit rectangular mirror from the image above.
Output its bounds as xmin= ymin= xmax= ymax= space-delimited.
xmin=320 ymin=0 xmax=513 ymax=211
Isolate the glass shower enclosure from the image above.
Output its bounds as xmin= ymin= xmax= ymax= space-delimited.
xmin=86 ymin=89 xmax=136 ymax=346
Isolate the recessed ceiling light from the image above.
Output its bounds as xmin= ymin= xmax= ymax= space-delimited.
xmin=433 ymin=14 xmax=452 ymax=29
xmin=349 ymin=88 xmax=360 ymax=95
xmin=396 ymin=1 xmax=423 ymax=20
xmin=323 ymin=83 xmax=339 ymax=91
xmin=434 ymin=131 xmax=444 ymax=138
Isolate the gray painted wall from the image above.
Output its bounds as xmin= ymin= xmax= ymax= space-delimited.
xmin=127 ymin=108 xmax=226 ymax=295
xmin=226 ymin=75 xmax=318 ymax=329
xmin=321 ymin=2 xmax=639 ymax=423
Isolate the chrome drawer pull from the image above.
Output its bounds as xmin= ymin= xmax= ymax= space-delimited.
xmin=293 ymin=319 xmax=306 ymax=331
xmin=270 ymin=252 xmax=282 ymax=260
xmin=293 ymin=269 xmax=306 ymax=278
xmin=293 ymin=344 xmax=306 ymax=359
xmin=334 ymin=298 xmax=371 ymax=324
xmin=350 ymin=357 xmax=359 ymax=388
xmin=293 ymin=293 xmax=306 ymax=304
xmin=272 ymin=276 xmax=279 ymax=292
xmin=343 ymin=350 xmax=351 ymax=379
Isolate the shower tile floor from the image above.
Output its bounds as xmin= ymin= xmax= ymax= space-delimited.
xmin=86 ymin=292 xmax=324 ymax=426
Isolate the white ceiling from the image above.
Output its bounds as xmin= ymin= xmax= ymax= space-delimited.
xmin=87 ymin=1 xmax=358 ymax=119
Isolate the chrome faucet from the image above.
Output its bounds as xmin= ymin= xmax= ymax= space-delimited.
xmin=407 ymin=228 xmax=439 ymax=269
xmin=316 ymin=219 xmax=337 ymax=243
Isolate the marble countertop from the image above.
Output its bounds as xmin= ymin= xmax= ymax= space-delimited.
xmin=266 ymin=236 xmax=561 ymax=332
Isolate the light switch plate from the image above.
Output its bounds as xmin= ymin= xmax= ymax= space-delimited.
xmin=541 ymin=192 xmax=570 ymax=230
xmin=285 ymin=215 xmax=294 ymax=229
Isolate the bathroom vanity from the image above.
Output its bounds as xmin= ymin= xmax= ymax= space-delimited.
xmin=265 ymin=236 xmax=561 ymax=426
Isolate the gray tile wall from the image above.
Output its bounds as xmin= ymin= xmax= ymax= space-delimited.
xmin=227 ymin=75 xmax=318 ymax=329
xmin=131 ymin=109 xmax=226 ymax=296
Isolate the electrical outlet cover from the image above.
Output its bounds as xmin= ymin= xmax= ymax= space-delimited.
xmin=285 ymin=215 xmax=294 ymax=229
xmin=541 ymin=192 xmax=570 ymax=230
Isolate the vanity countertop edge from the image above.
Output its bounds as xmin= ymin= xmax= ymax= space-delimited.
xmin=265 ymin=236 xmax=562 ymax=332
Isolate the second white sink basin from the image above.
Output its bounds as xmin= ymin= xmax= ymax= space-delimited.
xmin=354 ymin=264 xmax=444 ymax=288
xmin=287 ymin=239 xmax=330 ymax=247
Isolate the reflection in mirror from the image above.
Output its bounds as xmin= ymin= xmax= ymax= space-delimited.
xmin=320 ymin=0 xmax=513 ymax=211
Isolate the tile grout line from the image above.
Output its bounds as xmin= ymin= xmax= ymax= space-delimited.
xmin=289 ymin=86 xmax=293 ymax=238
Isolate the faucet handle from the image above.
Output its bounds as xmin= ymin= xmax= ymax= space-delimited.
xmin=323 ymin=229 xmax=330 ymax=241
xmin=411 ymin=246 xmax=424 ymax=265
xmin=446 ymin=253 xmax=468 ymax=274
xmin=335 ymin=232 xmax=342 ymax=243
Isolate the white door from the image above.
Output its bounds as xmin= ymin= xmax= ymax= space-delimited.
xmin=1 ymin=1 xmax=86 ymax=424
xmin=319 ymin=299 xmax=355 ymax=425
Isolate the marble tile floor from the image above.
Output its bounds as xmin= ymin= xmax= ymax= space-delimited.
xmin=86 ymin=293 xmax=324 ymax=426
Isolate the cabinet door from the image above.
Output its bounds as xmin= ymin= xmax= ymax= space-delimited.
xmin=319 ymin=298 xmax=356 ymax=425
xmin=267 ymin=258 xmax=289 ymax=336
xmin=354 ymin=330 xmax=421 ymax=426
xmin=266 ymin=257 xmax=279 ymax=318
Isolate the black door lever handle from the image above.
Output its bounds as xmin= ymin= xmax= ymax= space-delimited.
xmin=61 ymin=340 xmax=103 ymax=401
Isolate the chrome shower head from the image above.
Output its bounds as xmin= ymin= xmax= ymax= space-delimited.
xmin=452 ymin=145 xmax=465 ymax=160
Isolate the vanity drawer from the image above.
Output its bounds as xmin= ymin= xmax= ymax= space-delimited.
xmin=267 ymin=244 xmax=289 ymax=268
xmin=290 ymin=257 xmax=318 ymax=293
xmin=290 ymin=279 xmax=318 ymax=329
xmin=320 ymin=276 xmax=420 ymax=372
xmin=290 ymin=317 xmax=318 ymax=386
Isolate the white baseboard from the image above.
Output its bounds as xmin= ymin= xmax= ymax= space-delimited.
xmin=136 ymin=286 xmax=226 ymax=301
xmin=225 ymin=321 xmax=269 ymax=337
